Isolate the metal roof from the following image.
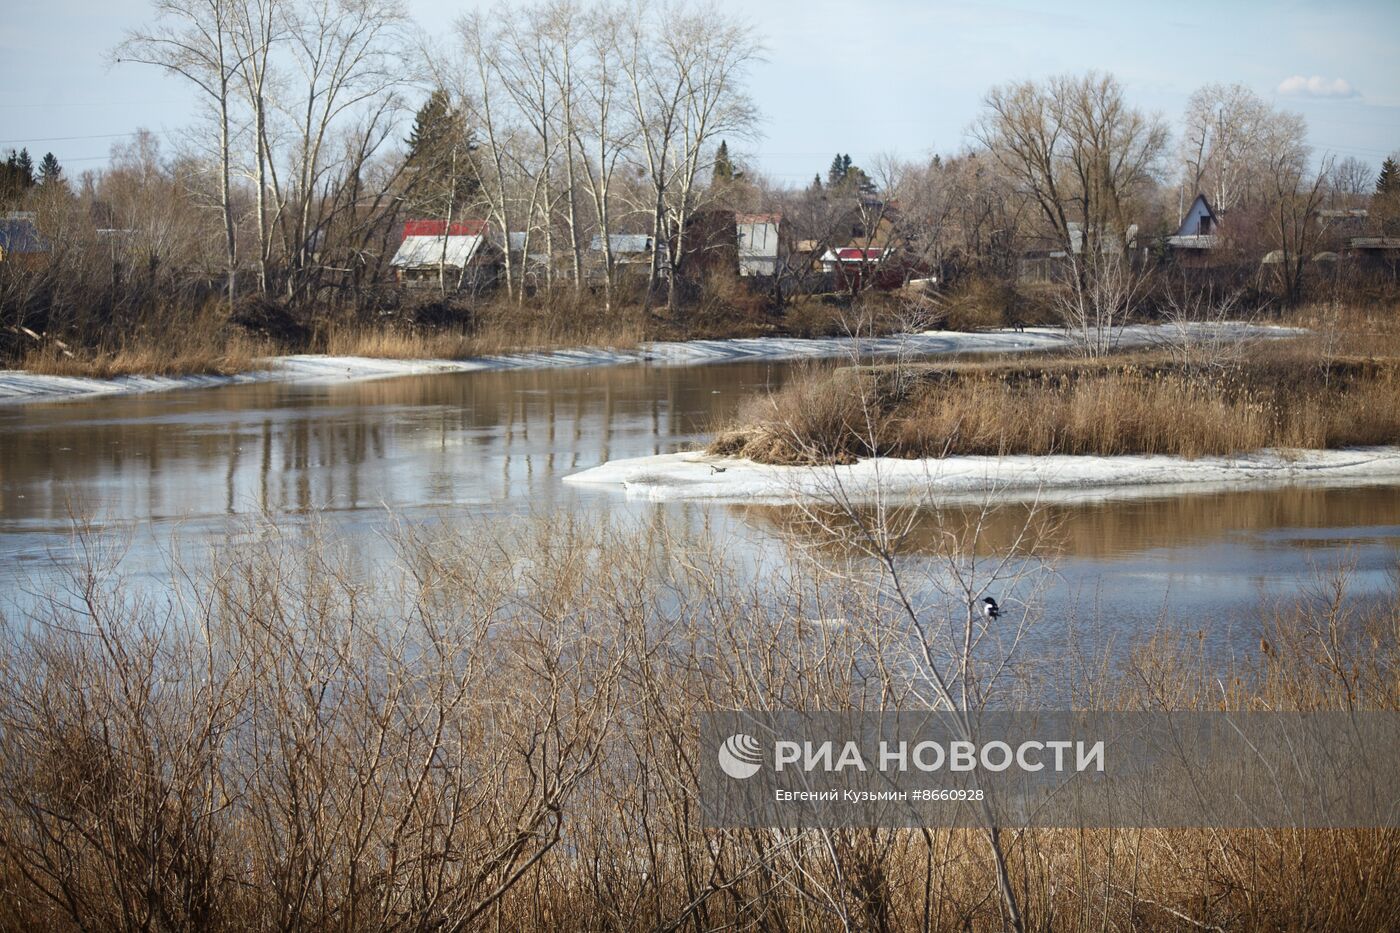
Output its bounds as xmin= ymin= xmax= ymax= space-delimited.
xmin=1166 ymin=234 xmax=1219 ymax=250
xmin=390 ymin=234 xmax=485 ymax=269
xmin=403 ymin=219 xmax=488 ymax=237
xmin=821 ymin=247 xmax=886 ymax=262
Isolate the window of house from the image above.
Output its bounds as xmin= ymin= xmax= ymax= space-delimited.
xmin=851 ymin=225 xmax=865 ymax=239
xmin=1198 ymin=215 xmax=1212 ymax=236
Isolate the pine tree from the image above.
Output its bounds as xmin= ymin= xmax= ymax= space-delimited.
xmin=14 ymin=148 xmax=34 ymax=186
xmin=404 ymin=89 xmax=478 ymax=217
xmin=0 ymin=149 xmax=35 ymax=202
xmin=810 ymin=174 xmax=823 ymax=192
xmin=712 ymin=140 xmax=741 ymax=184
xmin=1376 ymin=156 xmax=1400 ymax=235
xmin=37 ymin=152 xmax=62 ymax=186
xmin=826 ymin=154 xmax=872 ymax=194
xmin=848 ymin=167 xmax=875 ymax=195
xmin=1378 ymin=157 xmax=1399 ymax=196
xmin=406 ymin=90 xmax=452 ymax=160
xmin=827 ymin=153 xmax=848 ymax=187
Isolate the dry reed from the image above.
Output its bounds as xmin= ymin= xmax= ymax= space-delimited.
xmin=0 ymin=514 xmax=1395 ymax=930
xmin=713 ymin=343 xmax=1400 ymax=464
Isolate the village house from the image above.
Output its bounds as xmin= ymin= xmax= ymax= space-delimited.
xmin=1349 ymin=236 xmax=1400 ymax=276
xmin=587 ymin=233 xmax=670 ymax=285
xmin=390 ymin=220 xmax=500 ymax=288
xmin=1166 ymin=194 xmax=1221 ymax=267
xmin=802 ymin=198 xmax=917 ymax=291
xmin=736 ymin=213 xmax=782 ymax=277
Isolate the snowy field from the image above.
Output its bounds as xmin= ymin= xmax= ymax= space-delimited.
xmin=563 ymin=447 xmax=1400 ymax=505
xmin=0 ymin=323 xmax=1299 ymax=404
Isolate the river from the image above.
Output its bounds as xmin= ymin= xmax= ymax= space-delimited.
xmin=2 ymin=357 xmax=1398 ymax=663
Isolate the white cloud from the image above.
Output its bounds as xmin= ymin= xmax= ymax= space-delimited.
xmin=1277 ymin=75 xmax=1359 ymax=99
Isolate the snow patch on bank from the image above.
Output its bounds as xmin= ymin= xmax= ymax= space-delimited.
xmin=563 ymin=447 xmax=1400 ymax=505
xmin=0 ymin=323 xmax=1300 ymax=404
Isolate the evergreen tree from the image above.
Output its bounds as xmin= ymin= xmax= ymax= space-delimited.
xmin=14 ymin=148 xmax=34 ymax=186
xmin=404 ymin=89 xmax=478 ymax=217
xmin=0 ymin=149 xmax=36 ymax=202
xmin=712 ymin=140 xmax=740 ymax=183
xmin=810 ymin=174 xmax=823 ymax=192
xmin=826 ymin=153 xmax=875 ymax=194
xmin=1376 ymin=156 xmax=1400 ymax=235
xmin=827 ymin=153 xmax=852 ymax=187
xmin=37 ymin=152 xmax=62 ymax=186
xmin=1378 ymin=157 xmax=1399 ymax=196
xmin=406 ymin=90 xmax=452 ymax=160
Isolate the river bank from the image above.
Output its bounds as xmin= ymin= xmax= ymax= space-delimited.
xmin=0 ymin=323 xmax=1298 ymax=404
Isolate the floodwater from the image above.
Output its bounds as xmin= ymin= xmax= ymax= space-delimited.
xmin=2 ymin=358 xmax=1398 ymax=662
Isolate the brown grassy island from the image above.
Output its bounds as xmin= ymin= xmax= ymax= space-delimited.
xmin=711 ymin=309 xmax=1400 ymax=465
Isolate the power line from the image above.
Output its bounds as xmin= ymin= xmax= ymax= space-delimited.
xmin=0 ymin=131 xmax=163 ymax=146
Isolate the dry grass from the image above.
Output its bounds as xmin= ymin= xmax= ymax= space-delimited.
xmin=712 ymin=330 xmax=1400 ymax=464
xmin=0 ymin=515 xmax=1396 ymax=930
xmin=320 ymin=325 xmax=484 ymax=359
xmin=9 ymin=287 xmax=912 ymax=377
xmin=19 ymin=331 xmax=269 ymax=379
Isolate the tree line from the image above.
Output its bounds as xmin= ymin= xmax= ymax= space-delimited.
xmin=2 ymin=0 xmax=1397 ymax=362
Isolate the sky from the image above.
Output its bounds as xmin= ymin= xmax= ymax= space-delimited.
xmin=1 ymin=0 xmax=1397 ymax=185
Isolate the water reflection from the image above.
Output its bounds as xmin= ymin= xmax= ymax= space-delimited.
xmin=0 ymin=361 xmax=795 ymax=531
xmin=2 ymin=358 xmax=1397 ymax=650
xmin=739 ymin=484 xmax=1400 ymax=560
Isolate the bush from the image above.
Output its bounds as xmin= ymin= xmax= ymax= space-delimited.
xmin=229 ymin=295 xmax=312 ymax=347
xmin=938 ymin=279 xmax=1057 ymax=331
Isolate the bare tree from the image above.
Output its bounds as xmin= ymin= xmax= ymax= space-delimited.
xmin=452 ymin=13 xmax=536 ymax=302
xmin=1261 ymin=117 xmax=1331 ymax=304
xmin=1053 ymin=252 xmax=1147 ymax=356
xmin=571 ymin=4 xmax=637 ymax=309
xmin=622 ymin=1 xmax=760 ymax=313
xmin=228 ymin=0 xmax=284 ymax=296
xmin=537 ymin=0 xmax=588 ymax=293
xmin=1329 ymin=156 xmax=1374 ymax=202
xmin=276 ymin=0 xmax=407 ymax=303
xmin=975 ymin=72 xmax=1167 ymax=264
xmin=117 ymin=0 xmax=248 ymax=306
xmin=1179 ymin=83 xmax=1272 ymax=218
xmin=757 ymin=331 xmax=1057 ymax=931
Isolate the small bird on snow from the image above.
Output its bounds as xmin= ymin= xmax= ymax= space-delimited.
xmin=980 ymin=597 xmax=1001 ymax=621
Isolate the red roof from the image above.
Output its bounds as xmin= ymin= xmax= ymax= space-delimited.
xmin=402 ymin=219 xmax=488 ymax=238
xmin=835 ymin=247 xmax=885 ymax=261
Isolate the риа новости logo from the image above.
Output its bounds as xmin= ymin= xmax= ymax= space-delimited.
xmin=718 ymin=733 xmax=762 ymax=779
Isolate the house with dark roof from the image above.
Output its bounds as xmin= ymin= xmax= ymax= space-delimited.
xmin=1348 ymin=236 xmax=1400 ymax=274
xmin=1166 ymin=195 xmax=1221 ymax=266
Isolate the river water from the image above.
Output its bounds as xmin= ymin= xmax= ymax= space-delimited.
xmin=2 ymin=358 xmax=1398 ymax=662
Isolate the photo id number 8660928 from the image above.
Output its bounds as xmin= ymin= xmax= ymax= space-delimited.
xmin=910 ymin=789 xmax=985 ymax=802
